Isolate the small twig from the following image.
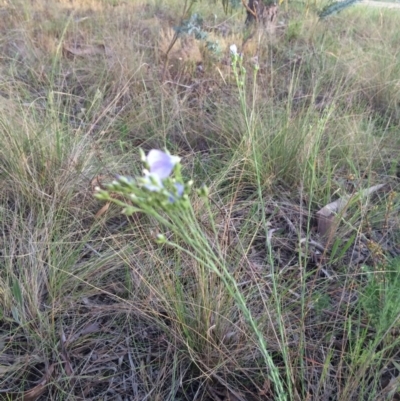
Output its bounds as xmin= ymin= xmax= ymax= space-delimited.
xmin=84 ymin=243 xmax=102 ymax=257
xmin=242 ymin=0 xmax=257 ymax=19
xmin=300 ymin=238 xmax=326 ymax=253
xmin=162 ymin=0 xmax=196 ymax=81
xmin=274 ymin=202 xmax=298 ymax=235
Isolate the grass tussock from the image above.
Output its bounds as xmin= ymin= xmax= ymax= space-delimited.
xmin=1 ymin=0 xmax=400 ymax=400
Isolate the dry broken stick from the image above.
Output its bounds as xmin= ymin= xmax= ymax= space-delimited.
xmin=316 ymin=183 xmax=386 ymax=240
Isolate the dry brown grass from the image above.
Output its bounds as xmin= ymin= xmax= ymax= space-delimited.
xmin=1 ymin=0 xmax=400 ymax=400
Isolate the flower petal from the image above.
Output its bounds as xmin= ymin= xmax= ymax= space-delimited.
xmin=146 ymin=150 xmax=180 ymax=179
xmin=174 ymin=183 xmax=184 ymax=197
xmin=168 ymin=183 xmax=184 ymax=203
xmin=142 ymin=173 xmax=163 ymax=192
xmin=230 ymin=44 xmax=237 ymax=55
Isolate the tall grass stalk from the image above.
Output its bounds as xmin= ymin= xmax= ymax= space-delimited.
xmin=231 ymin=48 xmax=294 ymax=398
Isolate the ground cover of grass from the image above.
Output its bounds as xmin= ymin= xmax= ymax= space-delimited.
xmin=1 ymin=0 xmax=400 ymax=400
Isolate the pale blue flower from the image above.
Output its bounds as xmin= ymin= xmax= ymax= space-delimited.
xmin=146 ymin=150 xmax=181 ymax=180
xmin=230 ymin=44 xmax=238 ymax=56
xmin=174 ymin=183 xmax=184 ymax=197
xmin=168 ymin=182 xmax=184 ymax=203
xmin=141 ymin=150 xmax=184 ymax=203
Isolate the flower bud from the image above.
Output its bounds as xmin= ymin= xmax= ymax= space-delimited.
xmin=197 ymin=185 xmax=209 ymax=198
xmin=122 ymin=206 xmax=138 ymax=216
xmin=94 ymin=190 xmax=111 ymax=201
xmin=139 ymin=148 xmax=146 ymax=163
xmin=155 ymin=234 xmax=167 ymax=244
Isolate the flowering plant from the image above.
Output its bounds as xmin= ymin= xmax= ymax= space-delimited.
xmin=95 ymin=149 xmax=192 ymax=216
xmin=94 ymin=43 xmax=286 ymax=398
xmin=95 ymin=141 xmax=284 ymax=399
